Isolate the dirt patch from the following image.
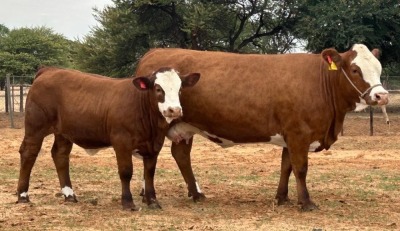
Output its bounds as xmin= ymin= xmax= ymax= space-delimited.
xmin=0 ymin=114 xmax=399 ymax=230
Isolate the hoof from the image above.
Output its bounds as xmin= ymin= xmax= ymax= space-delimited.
xmin=300 ymin=202 xmax=319 ymax=212
xmin=17 ymin=196 xmax=30 ymax=203
xmin=276 ymin=197 xmax=292 ymax=206
xmin=64 ymin=195 xmax=78 ymax=203
xmin=148 ymin=202 xmax=162 ymax=210
xmin=192 ymin=193 xmax=206 ymax=202
xmin=122 ymin=202 xmax=140 ymax=211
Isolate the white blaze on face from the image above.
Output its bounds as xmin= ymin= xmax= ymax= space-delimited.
xmin=352 ymin=44 xmax=388 ymax=103
xmin=154 ymin=70 xmax=183 ymax=123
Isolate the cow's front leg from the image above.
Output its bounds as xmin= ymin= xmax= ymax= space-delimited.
xmin=287 ymin=141 xmax=318 ymax=211
xmin=114 ymin=148 xmax=137 ymax=211
xmin=275 ymin=147 xmax=293 ymax=205
xmin=142 ymin=155 xmax=162 ymax=209
xmin=51 ymin=135 xmax=76 ymax=202
xmin=171 ymin=138 xmax=206 ymax=202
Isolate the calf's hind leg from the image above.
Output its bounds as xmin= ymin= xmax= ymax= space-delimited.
xmin=17 ymin=136 xmax=44 ymax=203
xmin=51 ymin=135 xmax=76 ymax=202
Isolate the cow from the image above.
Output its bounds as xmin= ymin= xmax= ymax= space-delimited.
xmin=134 ymin=44 xmax=389 ymax=211
xmin=16 ymin=67 xmax=200 ymax=211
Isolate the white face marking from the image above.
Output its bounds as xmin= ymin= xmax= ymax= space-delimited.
xmin=351 ymin=44 xmax=388 ymax=103
xmin=61 ymin=186 xmax=74 ymax=197
xmin=355 ymin=99 xmax=369 ymax=112
xmin=20 ymin=192 xmax=28 ymax=198
xmin=154 ymin=70 xmax=183 ymax=123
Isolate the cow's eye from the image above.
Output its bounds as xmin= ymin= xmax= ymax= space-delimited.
xmin=156 ymin=88 xmax=163 ymax=93
xmin=352 ymin=69 xmax=358 ymax=74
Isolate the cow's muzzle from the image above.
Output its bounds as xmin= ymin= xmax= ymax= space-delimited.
xmin=163 ymin=107 xmax=183 ymax=120
xmin=374 ymin=93 xmax=389 ymax=106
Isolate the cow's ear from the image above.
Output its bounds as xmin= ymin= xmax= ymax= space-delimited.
xmin=321 ymin=48 xmax=342 ymax=70
xmin=132 ymin=77 xmax=152 ymax=90
xmin=181 ymin=73 xmax=200 ymax=88
xmin=371 ymin=48 xmax=381 ymax=59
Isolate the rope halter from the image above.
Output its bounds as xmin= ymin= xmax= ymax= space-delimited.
xmin=340 ymin=68 xmax=382 ymax=99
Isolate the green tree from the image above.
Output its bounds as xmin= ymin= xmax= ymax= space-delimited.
xmin=0 ymin=26 xmax=73 ymax=77
xmin=75 ymin=0 xmax=300 ymax=77
xmin=295 ymin=0 xmax=400 ymax=70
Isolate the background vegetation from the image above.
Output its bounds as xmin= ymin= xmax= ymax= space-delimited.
xmin=0 ymin=0 xmax=399 ymax=78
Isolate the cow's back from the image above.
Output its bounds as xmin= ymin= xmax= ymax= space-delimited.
xmin=136 ymin=49 xmax=330 ymax=142
xmin=26 ymin=67 xmax=138 ymax=147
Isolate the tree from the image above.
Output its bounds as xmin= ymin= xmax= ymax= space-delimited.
xmin=295 ymin=0 xmax=400 ymax=70
xmin=75 ymin=0 xmax=301 ymax=77
xmin=0 ymin=26 xmax=73 ymax=77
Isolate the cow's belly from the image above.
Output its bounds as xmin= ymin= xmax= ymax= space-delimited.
xmin=167 ymin=122 xmax=322 ymax=152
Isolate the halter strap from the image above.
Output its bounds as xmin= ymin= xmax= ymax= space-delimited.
xmin=341 ymin=68 xmax=382 ymax=98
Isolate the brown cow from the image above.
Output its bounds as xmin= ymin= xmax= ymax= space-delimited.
xmin=16 ymin=67 xmax=200 ymax=210
xmin=135 ymin=44 xmax=389 ymax=211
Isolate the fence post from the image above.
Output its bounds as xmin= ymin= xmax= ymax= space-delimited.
xmin=19 ymin=84 xmax=24 ymax=112
xmin=6 ymin=74 xmax=14 ymax=128
xmin=369 ymin=106 xmax=373 ymax=136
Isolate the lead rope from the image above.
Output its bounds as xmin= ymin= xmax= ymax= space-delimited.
xmin=340 ymin=68 xmax=382 ymax=98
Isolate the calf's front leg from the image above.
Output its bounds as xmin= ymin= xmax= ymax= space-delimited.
xmin=142 ymin=155 xmax=162 ymax=209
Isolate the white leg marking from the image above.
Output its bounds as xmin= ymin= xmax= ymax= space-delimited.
xmin=61 ymin=186 xmax=74 ymax=197
xmin=20 ymin=192 xmax=28 ymax=198
xmin=195 ymin=182 xmax=202 ymax=193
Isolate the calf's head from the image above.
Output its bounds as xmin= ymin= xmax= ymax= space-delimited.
xmin=133 ymin=67 xmax=200 ymax=123
xmin=322 ymin=44 xmax=389 ymax=111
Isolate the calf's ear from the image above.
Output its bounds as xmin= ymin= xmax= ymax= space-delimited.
xmin=321 ymin=48 xmax=342 ymax=70
xmin=132 ymin=77 xmax=152 ymax=90
xmin=181 ymin=73 xmax=200 ymax=88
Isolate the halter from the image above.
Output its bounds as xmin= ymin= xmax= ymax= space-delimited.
xmin=341 ymin=68 xmax=382 ymax=98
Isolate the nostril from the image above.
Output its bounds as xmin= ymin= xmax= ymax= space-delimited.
xmin=168 ymin=108 xmax=174 ymax=113
xmin=375 ymin=94 xmax=381 ymax=100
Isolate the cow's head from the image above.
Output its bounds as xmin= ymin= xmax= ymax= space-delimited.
xmin=132 ymin=67 xmax=200 ymax=123
xmin=321 ymin=44 xmax=389 ymax=111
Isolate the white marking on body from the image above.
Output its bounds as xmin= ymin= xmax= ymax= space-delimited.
xmin=20 ymin=192 xmax=28 ymax=198
xmin=352 ymin=44 xmax=387 ymax=103
xmin=155 ymin=70 xmax=183 ymax=123
xmin=61 ymin=186 xmax=74 ymax=197
xmin=195 ymin=182 xmax=203 ymax=193
xmin=309 ymin=141 xmax=321 ymax=152
xmin=269 ymin=134 xmax=287 ymax=147
xmin=132 ymin=149 xmax=142 ymax=159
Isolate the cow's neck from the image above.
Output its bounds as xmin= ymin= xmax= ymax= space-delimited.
xmin=321 ymin=62 xmax=358 ymax=146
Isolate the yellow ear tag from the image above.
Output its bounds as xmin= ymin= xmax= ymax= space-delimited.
xmin=329 ymin=62 xmax=337 ymax=70
xmin=327 ymin=55 xmax=338 ymax=71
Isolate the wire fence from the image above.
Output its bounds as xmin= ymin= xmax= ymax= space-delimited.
xmin=1 ymin=75 xmax=400 ymax=136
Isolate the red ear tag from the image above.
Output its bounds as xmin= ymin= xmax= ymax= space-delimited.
xmin=139 ymin=81 xmax=147 ymax=89
xmin=327 ymin=55 xmax=332 ymax=64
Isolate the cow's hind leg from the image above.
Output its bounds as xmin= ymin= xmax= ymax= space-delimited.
xmin=142 ymin=155 xmax=162 ymax=209
xmin=171 ymin=138 xmax=206 ymax=202
xmin=17 ymin=136 xmax=44 ymax=203
xmin=51 ymin=135 xmax=76 ymax=202
xmin=275 ymin=147 xmax=293 ymax=205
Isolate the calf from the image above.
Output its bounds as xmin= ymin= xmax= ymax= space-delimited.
xmin=16 ymin=67 xmax=200 ymax=210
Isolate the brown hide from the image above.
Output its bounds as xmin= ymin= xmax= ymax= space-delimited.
xmin=28 ymin=67 xmax=166 ymax=153
xmin=136 ymin=49 xmax=359 ymax=149
xmin=135 ymin=47 xmax=387 ymax=211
